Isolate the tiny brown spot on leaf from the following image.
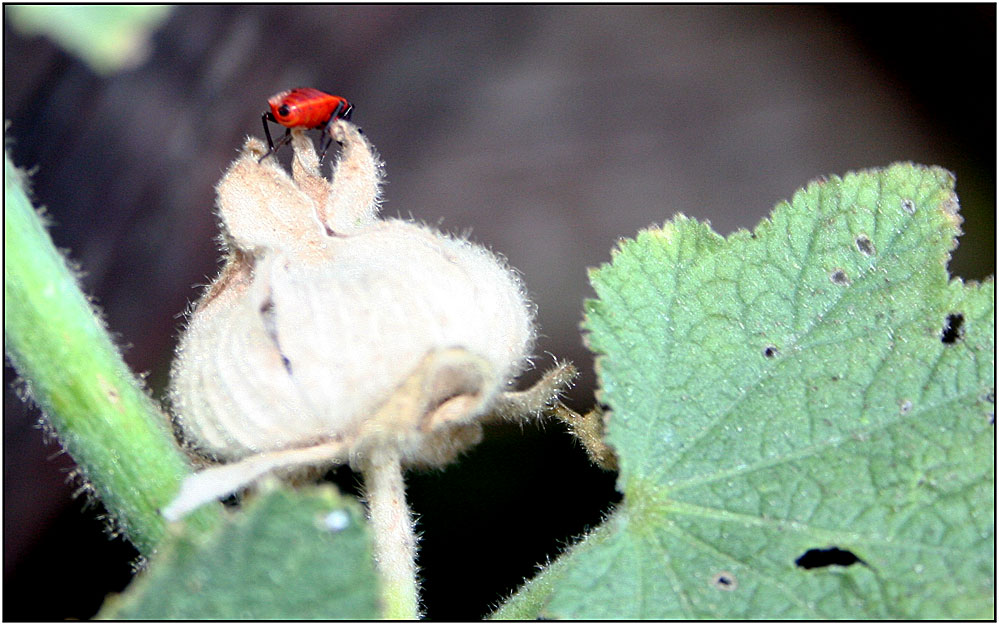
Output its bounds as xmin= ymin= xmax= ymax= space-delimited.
xmin=96 ymin=374 xmax=122 ymax=411
xmin=829 ymin=269 xmax=850 ymax=285
xmin=711 ymin=571 xmax=737 ymax=591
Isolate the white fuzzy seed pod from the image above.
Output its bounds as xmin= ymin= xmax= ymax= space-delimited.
xmin=168 ymin=122 xmax=536 ymax=471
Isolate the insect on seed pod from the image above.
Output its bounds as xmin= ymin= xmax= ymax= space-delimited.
xmin=164 ymin=117 xmax=571 ymax=521
xmin=259 ymin=87 xmax=353 ymax=162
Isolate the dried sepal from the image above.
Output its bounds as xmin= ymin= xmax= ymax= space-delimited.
xmin=214 ymin=137 xmax=329 ymax=257
xmin=163 ymin=440 xmax=348 ymax=521
xmin=487 ymin=360 xmax=578 ymax=423
xmin=553 ymin=403 xmax=619 ymax=471
xmin=324 ymin=122 xmax=383 ymax=233
xmin=164 ymin=348 xmax=572 ymax=521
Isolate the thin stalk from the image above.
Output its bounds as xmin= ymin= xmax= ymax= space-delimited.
xmin=361 ymin=446 xmax=420 ymax=619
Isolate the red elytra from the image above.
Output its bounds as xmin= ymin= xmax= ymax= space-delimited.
xmin=260 ymin=87 xmax=353 ymax=163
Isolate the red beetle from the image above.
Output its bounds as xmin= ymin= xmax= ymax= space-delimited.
xmin=260 ymin=87 xmax=353 ymax=162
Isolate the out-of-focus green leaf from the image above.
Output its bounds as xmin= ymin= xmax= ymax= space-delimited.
xmin=99 ymin=484 xmax=381 ymax=619
xmin=7 ymin=5 xmax=170 ymax=74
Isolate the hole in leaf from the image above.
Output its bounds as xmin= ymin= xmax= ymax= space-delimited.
xmin=901 ymin=198 xmax=916 ymax=215
xmin=711 ymin=571 xmax=737 ymax=591
xmin=763 ymin=345 xmax=779 ymax=358
xmin=795 ymin=546 xmax=865 ymax=569
xmin=940 ymin=313 xmax=965 ymax=344
xmin=855 ymin=234 xmax=875 ymax=256
xmin=899 ymin=399 xmax=913 ymax=415
xmin=829 ymin=269 xmax=850 ymax=285
xmin=984 ymin=390 xmax=995 ymax=425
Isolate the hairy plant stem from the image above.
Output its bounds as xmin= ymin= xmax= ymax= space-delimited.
xmin=4 ymin=154 xmax=222 ymax=554
xmin=361 ymin=446 xmax=420 ymax=619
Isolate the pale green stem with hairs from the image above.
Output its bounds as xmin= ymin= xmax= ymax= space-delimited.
xmin=4 ymin=153 xmax=222 ymax=555
xmin=361 ymin=446 xmax=421 ymax=619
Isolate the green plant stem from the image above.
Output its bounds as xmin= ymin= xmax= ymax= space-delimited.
xmin=3 ymin=153 xmax=221 ymax=554
xmin=361 ymin=446 xmax=420 ymax=619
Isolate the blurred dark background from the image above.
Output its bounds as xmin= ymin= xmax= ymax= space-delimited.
xmin=4 ymin=5 xmax=995 ymax=620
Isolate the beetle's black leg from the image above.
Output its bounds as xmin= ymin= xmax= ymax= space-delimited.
xmin=318 ymin=134 xmax=334 ymax=164
xmin=259 ymin=113 xmax=292 ymax=163
xmin=318 ymin=101 xmax=352 ymax=163
xmin=262 ymin=112 xmax=277 ymax=150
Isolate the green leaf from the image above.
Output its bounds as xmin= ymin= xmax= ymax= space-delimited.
xmin=4 ymin=153 xmax=221 ymax=553
xmin=6 ymin=5 xmax=170 ymax=74
xmin=498 ymin=163 xmax=994 ymax=619
xmin=99 ymin=484 xmax=381 ymax=619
